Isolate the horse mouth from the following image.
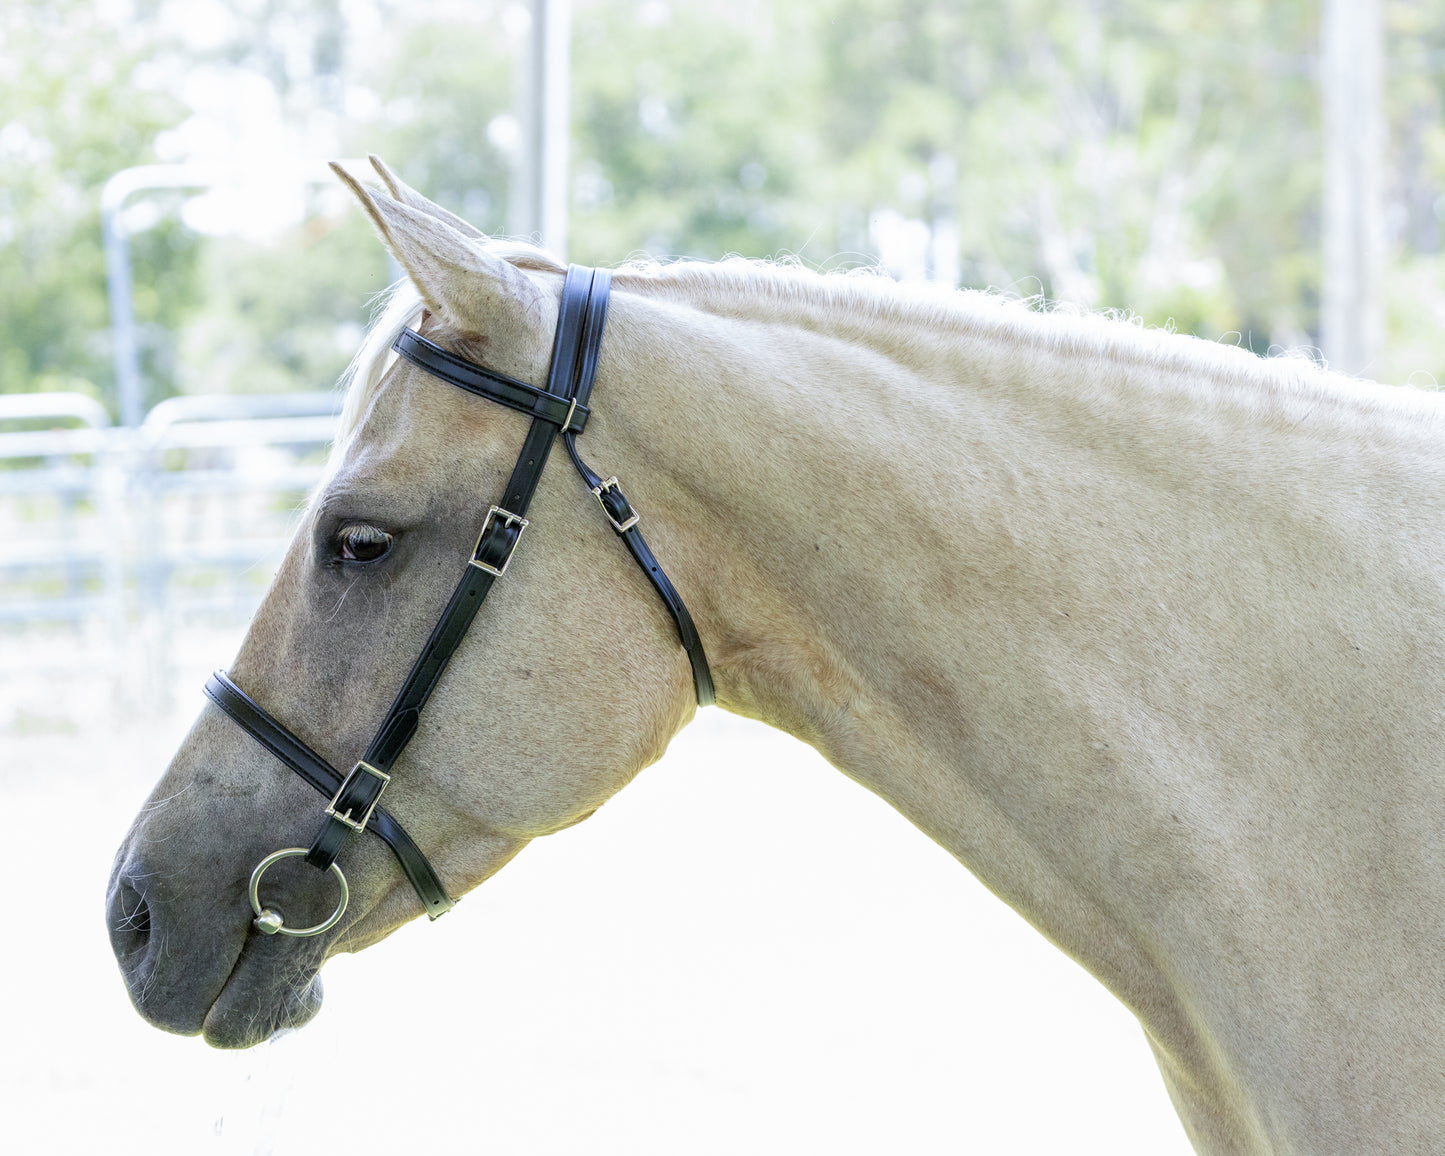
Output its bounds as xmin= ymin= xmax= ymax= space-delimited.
xmin=198 ymin=938 xmax=327 ymax=1048
xmin=109 ymin=884 xmax=328 ymax=1048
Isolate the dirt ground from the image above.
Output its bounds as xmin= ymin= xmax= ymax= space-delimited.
xmin=1 ymin=625 xmax=1191 ymax=1155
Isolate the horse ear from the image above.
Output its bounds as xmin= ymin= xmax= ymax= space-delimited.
xmin=329 ymin=161 xmax=550 ymax=343
xmin=366 ymin=154 xmax=486 ymax=241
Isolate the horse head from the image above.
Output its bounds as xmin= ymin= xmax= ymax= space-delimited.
xmin=107 ymin=158 xmax=706 ymax=1047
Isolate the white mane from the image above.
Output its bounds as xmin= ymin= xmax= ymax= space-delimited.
xmin=333 ymin=246 xmax=1440 ymax=460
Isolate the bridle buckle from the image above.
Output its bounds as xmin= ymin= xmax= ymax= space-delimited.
xmin=470 ymin=505 xmax=530 ymax=576
xmin=591 ymin=477 xmax=640 ymax=533
xmin=325 ymin=760 xmax=391 ymax=833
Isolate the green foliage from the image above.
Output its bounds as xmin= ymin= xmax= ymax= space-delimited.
xmin=572 ymin=0 xmax=1334 ymax=347
xmin=174 ymin=213 xmax=390 ymax=397
xmin=2 ymin=0 xmax=1444 ymax=414
xmin=571 ymin=1 xmax=824 ymax=262
xmin=344 ymin=17 xmax=514 ymax=233
xmin=0 ymin=0 xmax=193 ymax=405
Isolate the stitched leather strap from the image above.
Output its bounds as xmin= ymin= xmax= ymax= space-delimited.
xmin=393 ymin=329 xmax=591 ymax=434
xmin=203 ymin=670 xmax=455 ymax=919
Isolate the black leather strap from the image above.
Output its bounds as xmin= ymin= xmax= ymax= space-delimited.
xmin=547 ymin=268 xmax=712 ymax=701
xmin=203 ymin=670 xmax=455 ymax=919
xmin=393 ymin=329 xmax=590 ymax=434
xmin=561 ymin=438 xmax=716 ymax=706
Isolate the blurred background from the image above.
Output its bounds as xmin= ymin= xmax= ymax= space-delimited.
xmin=3 ymin=0 xmax=1441 ymax=1152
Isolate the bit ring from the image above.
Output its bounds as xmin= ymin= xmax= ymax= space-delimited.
xmin=248 ymin=847 xmax=348 ymax=937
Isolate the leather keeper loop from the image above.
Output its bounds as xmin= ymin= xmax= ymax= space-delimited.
xmin=596 ymin=483 xmax=638 ymax=533
xmin=306 ymin=815 xmax=350 ymax=870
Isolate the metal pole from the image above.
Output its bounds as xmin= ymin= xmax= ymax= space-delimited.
xmin=102 ymin=201 xmax=142 ymax=428
xmin=1321 ymin=0 xmax=1384 ymax=376
xmin=509 ymin=8 xmax=538 ymax=241
xmin=513 ymin=0 xmax=570 ymax=257
xmin=102 ymin=162 xmax=375 ymax=424
xmin=539 ymin=0 xmax=570 ymax=259
xmin=101 ymin=165 xmax=214 ymax=426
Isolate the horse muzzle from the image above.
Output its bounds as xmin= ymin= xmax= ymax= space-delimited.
xmin=106 ymin=845 xmax=327 ymax=1047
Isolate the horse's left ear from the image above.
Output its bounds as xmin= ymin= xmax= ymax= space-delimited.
xmin=328 ymin=161 xmax=551 ymax=344
xmin=366 ymin=154 xmax=486 ymax=241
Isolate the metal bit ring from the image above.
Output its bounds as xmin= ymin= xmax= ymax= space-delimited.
xmin=248 ymin=847 xmax=348 ymax=937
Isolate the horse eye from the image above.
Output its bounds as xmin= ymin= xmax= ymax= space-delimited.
xmin=337 ymin=524 xmax=393 ymax=564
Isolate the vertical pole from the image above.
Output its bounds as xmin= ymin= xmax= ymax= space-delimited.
xmin=928 ymin=152 xmax=960 ymax=287
xmin=514 ymin=0 xmax=570 ymax=258
xmin=1320 ymin=0 xmax=1384 ymax=376
xmin=539 ymin=0 xmax=571 ymax=260
xmin=102 ymin=205 xmax=144 ymax=427
xmin=103 ymin=165 xmax=212 ymax=427
xmin=509 ymin=5 xmax=538 ymax=240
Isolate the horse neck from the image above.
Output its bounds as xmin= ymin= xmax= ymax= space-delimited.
xmin=597 ymin=275 xmax=1445 ymax=1138
xmin=604 ymin=276 xmax=1445 ymax=767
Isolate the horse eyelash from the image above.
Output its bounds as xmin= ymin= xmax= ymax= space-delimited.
xmin=332 ymin=522 xmax=394 ymax=567
xmin=337 ymin=522 xmax=390 ymax=545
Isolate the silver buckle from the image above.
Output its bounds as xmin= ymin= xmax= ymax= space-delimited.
xmin=325 ymin=760 xmax=390 ymax=832
xmin=560 ymin=396 xmax=579 ymax=433
xmin=591 ymin=477 xmax=640 ymax=533
xmin=469 ymin=505 xmax=529 ymax=576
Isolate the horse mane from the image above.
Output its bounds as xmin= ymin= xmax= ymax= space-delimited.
xmin=331 ymin=280 xmax=423 ymax=461
xmin=607 ymin=255 xmax=1422 ymax=426
xmin=333 ymin=243 xmax=1437 ymax=461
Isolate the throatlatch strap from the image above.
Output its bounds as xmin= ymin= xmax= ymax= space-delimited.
xmin=561 ymin=434 xmax=716 ymax=707
xmin=554 ymin=268 xmax=714 ymax=705
xmin=203 ymin=671 xmax=455 ymax=919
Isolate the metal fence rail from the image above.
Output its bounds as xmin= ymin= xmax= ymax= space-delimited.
xmin=2 ymin=390 xmax=340 ymax=707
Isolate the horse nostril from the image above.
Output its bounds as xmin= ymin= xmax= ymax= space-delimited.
xmin=109 ymin=877 xmax=152 ymax=959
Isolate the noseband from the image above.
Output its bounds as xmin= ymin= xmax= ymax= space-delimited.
xmin=204 ymin=265 xmax=714 ymax=935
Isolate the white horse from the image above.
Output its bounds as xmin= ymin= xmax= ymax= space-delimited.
xmin=109 ymin=158 xmax=1445 ymax=1154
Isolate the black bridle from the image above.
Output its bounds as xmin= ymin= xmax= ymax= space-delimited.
xmin=204 ymin=265 xmax=714 ymax=936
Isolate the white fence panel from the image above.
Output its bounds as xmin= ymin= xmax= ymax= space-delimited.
xmin=2 ymin=391 xmax=340 ymax=712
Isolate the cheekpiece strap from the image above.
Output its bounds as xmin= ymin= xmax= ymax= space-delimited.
xmin=302 ymin=265 xmax=604 ymax=876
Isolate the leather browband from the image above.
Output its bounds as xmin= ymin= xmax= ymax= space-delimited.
xmin=207 ymin=265 xmax=713 ymax=925
xmin=393 ymin=328 xmax=591 ymax=434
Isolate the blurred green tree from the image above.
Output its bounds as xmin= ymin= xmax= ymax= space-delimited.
xmin=0 ymin=0 xmax=194 ymax=406
xmin=1 ymin=0 xmax=1443 ymax=412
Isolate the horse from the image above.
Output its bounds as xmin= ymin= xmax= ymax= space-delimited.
xmin=108 ymin=156 xmax=1445 ymax=1154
